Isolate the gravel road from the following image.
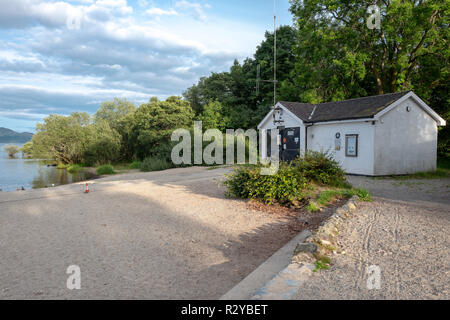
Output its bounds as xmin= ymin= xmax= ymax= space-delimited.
xmin=0 ymin=166 xmax=298 ymax=299
xmin=293 ymin=176 xmax=450 ymax=300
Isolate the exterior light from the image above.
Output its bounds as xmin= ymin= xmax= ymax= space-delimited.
xmin=273 ymin=105 xmax=284 ymax=125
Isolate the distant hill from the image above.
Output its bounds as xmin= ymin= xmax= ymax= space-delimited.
xmin=0 ymin=127 xmax=33 ymax=143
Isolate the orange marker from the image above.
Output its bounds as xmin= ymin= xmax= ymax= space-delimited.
xmin=84 ymin=183 xmax=90 ymax=193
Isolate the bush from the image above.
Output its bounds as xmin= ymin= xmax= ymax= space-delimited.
xmin=140 ymin=157 xmax=173 ymax=172
xmin=292 ymin=151 xmax=348 ymax=187
xmin=96 ymin=164 xmax=115 ymax=175
xmin=128 ymin=161 xmax=142 ymax=169
xmin=223 ymin=163 xmax=310 ymax=206
xmin=67 ymin=164 xmax=83 ymax=173
xmin=84 ymin=137 xmax=121 ymax=167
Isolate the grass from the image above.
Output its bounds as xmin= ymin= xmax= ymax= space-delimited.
xmin=306 ymin=201 xmax=320 ymax=212
xmin=313 ymin=256 xmax=331 ymax=272
xmin=67 ymin=164 xmax=83 ymax=173
xmin=96 ymin=164 xmax=115 ymax=175
xmin=306 ymin=187 xmax=372 ymax=212
xmin=128 ymin=161 xmax=142 ymax=169
xmin=56 ymin=163 xmax=69 ymax=169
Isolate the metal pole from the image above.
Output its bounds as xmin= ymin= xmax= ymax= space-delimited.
xmin=274 ymin=0 xmax=277 ymax=106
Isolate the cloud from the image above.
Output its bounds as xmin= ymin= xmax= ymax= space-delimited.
xmin=0 ymin=0 xmax=267 ymax=131
xmin=145 ymin=8 xmax=178 ymax=16
xmin=175 ymin=0 xmax=209 ymax=22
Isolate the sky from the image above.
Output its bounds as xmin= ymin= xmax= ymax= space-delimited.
xmin=0 ymin=0 xmax=293 ymax=132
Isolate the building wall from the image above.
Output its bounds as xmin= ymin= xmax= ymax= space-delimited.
xmin=259 ymin=108 xmax=304 ymax=159
xmin=373 ymin=97 xmax=437 ymax=175
xmin=307 ymin=121 xmax=375 ymax=175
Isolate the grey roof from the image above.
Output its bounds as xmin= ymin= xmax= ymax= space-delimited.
xmin=279 ymin=91 xmax=411 ymax=123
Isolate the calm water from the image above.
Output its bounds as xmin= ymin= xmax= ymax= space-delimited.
xmin=0 ymin=143 xmax=95 ymax=192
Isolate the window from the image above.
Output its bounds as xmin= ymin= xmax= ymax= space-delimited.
xmin=345 ymin=134 xmax=358 ymax=157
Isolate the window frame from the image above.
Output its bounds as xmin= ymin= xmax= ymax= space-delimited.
xmin=345 ymin=134 xmax=358 ymax=157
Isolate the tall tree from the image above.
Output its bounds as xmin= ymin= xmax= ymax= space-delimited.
xmin=289 ymin=0 xmax=449 ymax=102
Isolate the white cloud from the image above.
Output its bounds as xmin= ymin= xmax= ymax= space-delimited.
xmin=146 ymin=8 xmax=178 ymax=16
xmin=175 ymin=0 xmax=209 ymax=22
xmin=0 ymin=0 xmax=266 ymax=129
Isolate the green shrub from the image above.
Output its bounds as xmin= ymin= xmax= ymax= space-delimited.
xmin=67 ymin=164 xmax=83 ymax=173
xmin=56 ymin=163 xmax=69 ymax=169
xmin=84 ymin=138 xmax=121 ymax=167
xmin=293 ymin=151 xmax=348 ymax=187
xmin=128 ymin=161 xmax=142 ymax=169
xmin=96 ymin=164 xmax=115 ymax=175
xmin=140 ymin=157 xmax=173 ymax=172
xmin=224 ymin=163 xmax=310 ymax=206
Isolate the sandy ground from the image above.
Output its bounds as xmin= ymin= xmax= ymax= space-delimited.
xmin=0 ymin=166 xmax=301 ymax=300
xmin=293 ymin=176 xmax=450 ymax=300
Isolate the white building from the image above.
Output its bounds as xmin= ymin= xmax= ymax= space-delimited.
xmin=257 ymin=91 xmax=446 ymax=176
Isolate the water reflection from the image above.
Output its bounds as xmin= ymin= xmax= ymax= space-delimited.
xmin=0 ymin=143 xmax=96 ymax=192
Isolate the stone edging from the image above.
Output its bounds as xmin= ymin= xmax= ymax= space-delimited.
xmin=251 ymin=195 xmax=360 ymax=300
xmin=292 ymin=195 xmax=359 ymax=265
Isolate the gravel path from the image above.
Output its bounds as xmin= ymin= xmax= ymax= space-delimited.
xmin=293 ymin=176 xmax=450 ymax=300
xmin=0 ymin=166 xmax=299 ymax=300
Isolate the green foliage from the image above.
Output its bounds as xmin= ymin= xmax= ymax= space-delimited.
xmin=83 ymin=121 xmax=121 ymax=166
xmin=289 ymin=0 xmax=448 ymax=100
xmin=20 ymin=141 xmax=33 ymax=158
xmin=140 ymin=157 xmax=173 ymax=172
xmin=2 ymin=144 xmax=20 ymax=158
xmin=183 ymin=26 xmax=297 ymax=129
xmin=96 ymin=164 xmax=115 ymax=175
xmin=313 ymin=256 xmax=331 ymax=272
xmin=128 ymin=161 xmax=142 ymax=169
xmin=56 ymin=163 xmax=69 ymax=169
xmin=94 ymin=98 xmax=135 ymax=131
xmin=129 ymin=96 xmax=194 ymax=159
xmin=306 ymin=201 xmax=320 ymax=212
xmin=293 ymin=151 xmax=348 ymax=187
xmin=224 ymin=163 xmax=310 ymax=206
xmin=198 ymin=100 xmax=229 ymax=131
xmin=67 ymin=164 xmax=83 ymax=173
xmin=224 ymin=152 xmax=368 ymax=208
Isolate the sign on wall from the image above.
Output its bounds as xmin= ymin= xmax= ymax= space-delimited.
xmin=345 ymin=134 xmax=358 ymax=157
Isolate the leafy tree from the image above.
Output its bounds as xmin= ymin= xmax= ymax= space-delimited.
xmin=289 ymin=0 xmax=449 ymax=102
xmin=32 ymin=113 xmax=94 ymax=164
xmin=3 ymin=145 xmax=20 ymax=158
xmin=94 ymin=98 xmax=136 ymax=130
xmin=94 ymin=98 xmax=136 ymax=160
xmin=83 ymin=120 xmax=122 ymax=166
xmin=20 ymin=141 xmax=33 ymax=158
xmin=32 ymin=112 xmax=121 ymax=164
xmin=183 ymin=25 xmax=298 ymax=129
xmin=198 ymin=100 xmax=229 ymax=131
xmin=129 ymin=96 xmax=194 ymax=159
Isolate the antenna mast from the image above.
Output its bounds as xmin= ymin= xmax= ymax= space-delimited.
xmin=273 ymin=0 xmax=277 ymax=106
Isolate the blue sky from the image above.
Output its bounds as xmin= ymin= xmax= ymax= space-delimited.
xmin=0 ymin=0 xmax=293 ymax=132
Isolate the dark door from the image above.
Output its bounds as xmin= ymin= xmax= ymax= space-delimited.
xmin=280 ymin=127 xmax=300 ymax=162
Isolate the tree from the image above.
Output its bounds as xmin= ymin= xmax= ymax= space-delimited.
xmin=183 ymin=25 xmax=298 ymax=129
xmin=198 ymin=101 xmax=229 ymax=131
xmin=3 ymin=145 xmax=20 ymax=158
xmin=289 ymin=0 xmax=449 ymax=102
xmin=20 ymin=141 xmax=34 ymax=158
xmin=129 ymin=96 xmax=194 ymax=159
xmin=94 ymin=98 xmax=136 ymax=160
xmin=94 ymin=98 xmax=136 ymax=130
